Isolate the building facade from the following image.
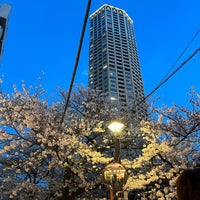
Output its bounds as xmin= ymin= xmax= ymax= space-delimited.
xmin=89 ymin=4 xmax=147 ymax=119
xmin=0 ymin=3 xmax=11 ymax=59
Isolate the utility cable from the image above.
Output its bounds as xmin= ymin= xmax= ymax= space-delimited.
xmin=145 ymin=47 xmax=200 ymax=100
xmin=134 ymin=28 xmax=200 ymax=110
xmin=60 ymin=0 xmax=92 ymax=125
xmin=134 ymin=47 xmax=200 ymax=110
xmin=156 ymin=28 xmax=200 ymax=90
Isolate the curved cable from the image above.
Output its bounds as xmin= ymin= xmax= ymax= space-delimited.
xmin=60 ymin=0 xmax=92 ymax=125
xmin=134 ymin=47 xmax=200 ymax=111
xmin=157 ymin=28 xmax=200 ymax=89
xmin=145 ymin=47 xmax=200 ymax=100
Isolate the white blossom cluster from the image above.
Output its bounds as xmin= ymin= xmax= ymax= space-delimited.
xmin=123 ymin=90 xmax=200 ymax=199
xmin=0 ymin=83 xmax=199 ymax=199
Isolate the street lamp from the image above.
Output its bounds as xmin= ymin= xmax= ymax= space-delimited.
xmin=108 ymin=121 xmax=125 ymax=163
xmin=102 ymin=121 xmax=126 ymax=200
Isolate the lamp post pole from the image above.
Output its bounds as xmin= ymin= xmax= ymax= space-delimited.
xmin=109 ymin=187 xmax=114 ymax=200
xmin=107 ymin=121 xmax=125 ymax=200
xmin=114 ymin=136 xmax=120 ymax=163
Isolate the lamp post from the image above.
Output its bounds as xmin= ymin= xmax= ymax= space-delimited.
xmin=102 ymin=121 xmax=126 ymax=200
xmin=108 ymin=121 xmax=125 ymax=163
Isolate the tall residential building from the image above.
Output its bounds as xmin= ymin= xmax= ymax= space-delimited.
xmin=0 ymin=3 xmax=11 ymax=59
xmin=89 ymin=4 xmax=147 ymax=119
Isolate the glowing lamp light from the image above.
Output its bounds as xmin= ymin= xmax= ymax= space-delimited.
xmin=108 ymin=121 xmax=124 ymax=134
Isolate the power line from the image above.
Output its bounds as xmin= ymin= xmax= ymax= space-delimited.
xmin=145 ymin=47 xmax=200 ymax=100
xmin=156 ymin=28 xmax=200 ymax=90
xmin=60 ymin=0 xmax=92 ymax=125
xmin=134 ymin=28 xmax=200 ymax=110
xmin=134 ymin=47 xmax=200 ymax=111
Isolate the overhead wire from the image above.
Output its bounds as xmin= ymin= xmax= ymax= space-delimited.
xmin=133 ymin=29 xmax=200 ymax=110
xmin=133 ymin=47 xmax=200 ymax=112
xmin=155 ymin=28 xmax=200 ymax=92
xmin=60 ymin=0 xmax=92 ymax=125
xmin=145 ymin=47 xmax=200 ymax=100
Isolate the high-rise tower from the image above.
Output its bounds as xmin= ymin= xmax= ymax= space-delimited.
xmin=89 ymin=4 xmax=147 ymax=119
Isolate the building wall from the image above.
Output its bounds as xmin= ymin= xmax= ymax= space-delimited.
xmin=0 ymin=3 xmax=12 ymax=59
xmin=89 ymin=4 xmax=147 ymax=119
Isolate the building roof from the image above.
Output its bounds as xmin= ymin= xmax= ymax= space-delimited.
xmin=90 ymin=4 xmax=133 ymax=24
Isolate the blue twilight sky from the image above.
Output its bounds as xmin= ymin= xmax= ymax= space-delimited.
xmin=0 ymin=0 xmax=199 ymax=107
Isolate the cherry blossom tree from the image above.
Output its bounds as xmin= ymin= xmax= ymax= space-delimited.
xmin=0 ymin=83 xmax=139 ymax=199
xmin=0 ymin=81 xmax=199 ymax=200
xmin=126 ymin=89 xmax=200 ymax=199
